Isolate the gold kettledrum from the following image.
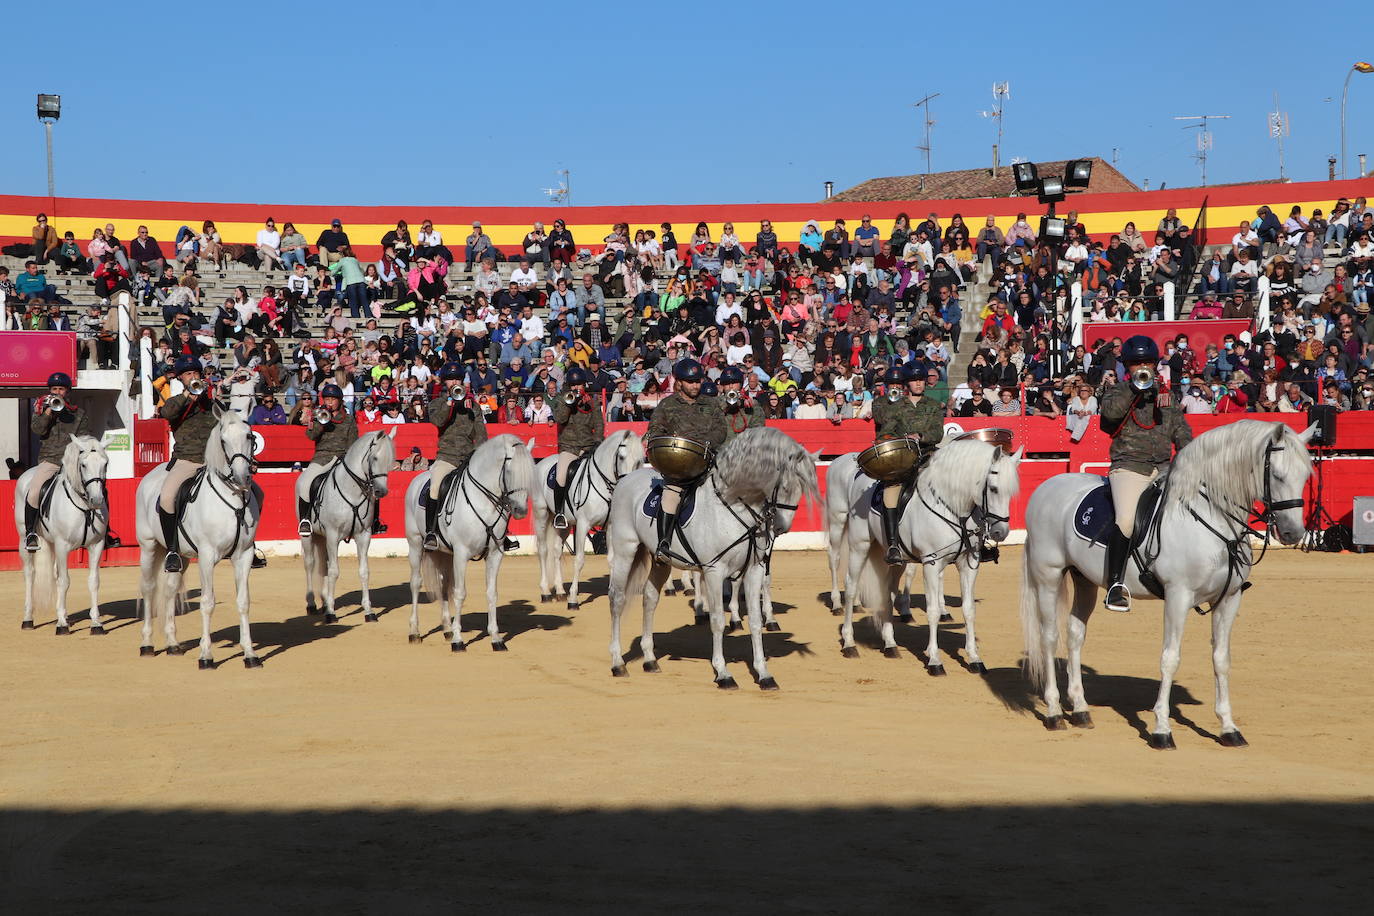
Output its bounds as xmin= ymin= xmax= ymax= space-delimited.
xmin=646 ymin=435 xmax=713 ymax=482
xmin=858 ymin=437 xmax=923 ymax=482
xmin=953 ymin=427 xmax=1016 ymax=454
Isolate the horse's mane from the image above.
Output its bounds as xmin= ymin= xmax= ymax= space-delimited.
xmin=1165 ymin=419 xmax=1311 ymax=514
xmin=715 ymin=427 xmax=819 ymax=505
xmin=349 ymin=429 xmax=396 ymax=467
xmin=923 ymin=438 xmax=1019 ymax=510
xmin=206 ymin=410 xmax=251 ymax=473
xmin=481 ymin=433 xmax=535 ymax=495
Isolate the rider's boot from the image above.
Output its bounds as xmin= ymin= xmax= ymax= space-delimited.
xmin=23 ymin=503 xmax=40 ymax=552
xmin=1104 ymin=526 xmax=1132 ymax=612
xmin=654 ymin=511 xmax=678 ymax=564
xmin=422 ymin=498 xmax=440 ymax=551
xmin=297 ymin=497 xmax=312 ymax=537
xmin=371 ymin=504 xmax=387 ymax=535
xmin=160 ymin=506 xmax=183 ymax=573
xmin=552 ymin=481 xmax=569 ymax=530
xmin=881 ymin=504 xmax=904 ymax=566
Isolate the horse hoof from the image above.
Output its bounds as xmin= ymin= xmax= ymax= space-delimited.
xmin=840 ymin=646 xmax=860 ymax=659
xmin=726 ymin=620 xmax=742 ymax=633
xmin=683 ymin=589 xmax=696 ymax=598
xmin=1219 ymin=730 xmax=1248 ymax=748
xmin=716 ymin=676 xmax=739 ymax=690
xmin=20 ymin=621 xmax=35 ymax=630
xmin=363 ymin=613 xmax=378 ymax=623
xmin=54 ymin=625 xmax=70 ymax=636
xmin=89 ymin=626 xmax=107 ymax=636
xmin=664 ymin=586 xmax=678 ymax=596
xmin=611 ymin=665 xmax=628 ymax=678
xmin=1147 ymin=733 xmax=1177 ymax=750
xmin=165 ymin=644 xmax=184 ymax=656
xmin=451 ymin=641 xmax=465 ymax=653
xmin=539 ymin=593 xmax=552 ymax=603
xmin=940 ymin=613 xmax=954 ymax=623
xmin=139 ymin=646 xmax=155 ymax=657
xmin=323 ymin=614 xmax=338 ymax=625
xmin=765 ymin=621 xmax=781 ymax=632
xmin=491 ymin=640 xmax=507 ymax=652
xmin=926 ymin=664 xmax=946 ymax=677
xmin=1068 ymin=711 xmax=1094 ymax=729
xmin=198 ymin=658 xmax=214 ymax=670
xmin=881 ymin=646 xmax=901 ymax=659
xmin=968 ymin=661 xmax=987 ymax=675
xmin=642 ymin=660 xmax=661 ymax=673
xmin=408 ymin=634 xmax=423 ymax=644
xmin=830 ymin=607 xmax=842 ymax=617
xmin=897 ymin=613 xmax=913 ymax=624
xmin=759 ymin=677 xmax=779 ymax=691
xmin=243 ymin=656 xmax=263 ymax=669
xmin=566 ymin=602 xmax=579 ymax=611
xmin=1044 ymin=715 xmax=1066 ymax=731
xmin=306 ymin=606 xmax=322 ymax=616
xmin=694 ymin=615 xmax=708 ymax=627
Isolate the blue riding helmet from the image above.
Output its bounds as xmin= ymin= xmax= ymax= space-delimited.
xmin=172 ymin=356 xmax=201 ymax=375
xmin=904 ymin=361 xmax=930 ymax=382
xmin=564 ymin=367 xmax=588 ymax=387
xmin=882 ymin=366 xmax=905 ymax=387
xmin=718 ymin=366 xmax=745 ymax=386
xmin=46 ymin=371 xmax=73 ymax=388
xmin=438 ymin=363 xmax=465 ymax=381
xmin=672 ymin=359 xmax=705 ymax=382
xmin=1121 ymin=334 xmax=1160 ymax=364
xmin=320 ymin=384 xmax=344 ymax=400
xmin=700 ymin=379 xmax=719 ymax=398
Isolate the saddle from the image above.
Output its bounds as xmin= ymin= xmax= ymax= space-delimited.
xmin=174 ymin=468 xmax=209 ymax=521
xmin=868 ymin=476 xmax=917 ymax=518
xmin=1073 ymin=475 xmax=1169 ymax=598
xmin=545 ymin=455 xmax=586 ymax=492
xmin=641 ymin=479 xmax=699 ymax=527
xmin=37 ymin=473 xmax=61 ymax=518
xmin=419 ymin=466 xmax=464 ymax=512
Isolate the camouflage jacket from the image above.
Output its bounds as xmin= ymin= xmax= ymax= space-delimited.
xmin=646 ymin=392 xmax=728 ymax=450
xmin=717 ymin=396 xmax=767 ymax=444
xmin=1100 ymin=384 xmax=1193 ymax=474
xmin=31 ymin=404 xmax=91 ymax=465
xmin=161 ymin=391 xmax=218 ymax=463
xmin=306 ymin=413 xmax=359 ymax=466
xmin=430 ymin=398 xmax=488 ymax=467
xmin=553 ymin=395 xmax=605 ymax=455
xmin=874 ymin=395 xmax=944 ymax=448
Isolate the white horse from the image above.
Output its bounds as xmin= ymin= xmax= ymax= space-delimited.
xmin=824 ymin=451 xmax=917 ymax=618
xmin=532 ymin=428 xmax=645 ymax=609
xmin=15 ymin=436 xmax=112 ymax=634
xmin=300 ymin=430 xmax=397 ymax=624
xmin=847 ymin=439 xmax=1024 ymax=673
xmin=404 ymin=434 xmax=534 ymax=651
xmin=1020 ymin=420 xmax=1314 ymax=748
xmin=606 ymin=427 xmax=819 ymax=689
xmin=135 ymin=410 xmax=264 ymax=668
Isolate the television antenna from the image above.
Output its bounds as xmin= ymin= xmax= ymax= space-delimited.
xmin=1269 ymin=93 xmax=1291 ymax=180
xmin=980 ymin=82 xmax=1010 ymax=176
xmin=1174 ymin=114 xmax=1230 ymax=186
xmin=542 ymin=168 xmax=570 ymax=206
xmin=913 ymin=92 xmax=940 ymax=193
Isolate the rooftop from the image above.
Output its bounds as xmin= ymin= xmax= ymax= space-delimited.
xmin=830 ymin=157 xmax=1141 ymax=203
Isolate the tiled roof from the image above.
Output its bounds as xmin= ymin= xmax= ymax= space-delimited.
xmin=830 ymin=158 xmax=1141 ymax=202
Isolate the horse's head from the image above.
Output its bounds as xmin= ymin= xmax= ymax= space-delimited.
xmin=979 ymin=445 xmax=1024 ymax=543
xmin=614 ymin=430 xmax=646 ymax=480
xmin=770 ymin=446 xmax=822 ymax=536
xmin=1265 ymin=423 xmax=1315 ymax=546
xmin=214 ymin=410 xmax=256 ymax=492
xmin=503 ymin=436 xmax=535 ymax=520
xmin=365 ymin=431 xmax=397 ymax=498
xmin=65 ymin=435 xmax=108 ymax=509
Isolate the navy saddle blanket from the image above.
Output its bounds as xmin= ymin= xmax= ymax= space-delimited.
xmin=545 ymin=457 xmax=585 ymax=489
xmin=1073 ymin=477 xmax=1165 ymax=547
xmin=641 ymin=479 xmax=697 ymax=525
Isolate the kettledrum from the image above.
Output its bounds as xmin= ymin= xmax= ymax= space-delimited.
xmin=858 ymin=437 xmax=922 ymax=482
xmin=646 ymin=435 xmax=713 ymax=482
xmin=953 ymin=427 xmax=1015 ymax=454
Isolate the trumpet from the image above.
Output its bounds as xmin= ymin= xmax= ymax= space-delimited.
xmin=724 ymin=390 xmax=741 ymax=405
xmin=186 ymin=379 xmax=207 ymax=397
xmin=43 ymin=394 xmax=66 ymax=412
xmin=887 ymin=388 xmax=902 ymax=403
xmin=314 ymin=407 xmax=333 ymax=425
xmin=1130 ymin=365 xmax=1157 ymax=391
xmin=562 ymin=391 xmax=579 ymax=406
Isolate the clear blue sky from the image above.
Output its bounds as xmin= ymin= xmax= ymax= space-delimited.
xmin=3 ymin=2 xmax=1372 ymax=207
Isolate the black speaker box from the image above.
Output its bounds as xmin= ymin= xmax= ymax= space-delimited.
xmin=1308 ymin=404 xmax=1337 ymax=447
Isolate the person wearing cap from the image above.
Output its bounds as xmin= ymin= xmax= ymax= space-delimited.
xmin=155 ymin=356 xmax=224 ymax=572
xmin=295 ymin=384 xmax=362 ymax=537
xmin=645 ymin=359 xmax=728 ymax=562
xmin=424 ymin=363 xmax=488 ymax=550
xmin=549 ymin=366 xmax=604 ymax=529
xmin=316 ymin=219 xmax=350 ymax=269
xmin=716 ymin=366 xmax=766 ymax=444
xmin=870 ymin=361 xmax=944 ymax=565
xmin=464 ymin=222 xmax=493 ymax=272
xmin=23 ymin=372 xmax=92 ymax=551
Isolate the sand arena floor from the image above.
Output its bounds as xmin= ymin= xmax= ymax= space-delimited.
xmin=2 ymin=547 xmax=1371 ymax=913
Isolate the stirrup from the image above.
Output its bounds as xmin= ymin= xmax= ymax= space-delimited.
xmin=164 ymin=551 xmax=184 ymax=574
xmin=553 ymin=513 xmax=569 ymax=529
xmin=298 ymin=519 xmax=313 ymax=537
xmin=423 ymin=533 xmax=439 ymax=551
xmin=654 ymin=539 xmax=674 ymax=564
xmin=502 ymin=536 xmax=519 ymax=552
xmin=372 ymin=520 xmax=388 ymax=534
xmin=24 ymin=533 xmax=40 ymax=552
xmin=104 ymin=532 xmax=122 ymax=549
xmin=1105 ymin=583 xmax=1131 ymax=613
xmin=885 ymin=543 xmax=905 ymax=566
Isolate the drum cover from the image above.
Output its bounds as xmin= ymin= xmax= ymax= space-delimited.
xmin=954 ymin=427 xmax=1015 ymax=454
xmin=858 ymin=438 xmax=921 ymax=482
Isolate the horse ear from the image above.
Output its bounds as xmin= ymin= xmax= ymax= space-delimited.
xmin=1296 ymin=422 xmax=1318 ymax=445
xmin=386 ymin=427 xmax=398 ymax=440
xmin=212 ymin=401 xmax=226 ymax=420
xmin=1010 ymin=445 xmax=1025 ymax=462
xmin=525 ymin=437 xmax=537 ymax=453
xmin=808 ymin=448 xmax=823 ymax=463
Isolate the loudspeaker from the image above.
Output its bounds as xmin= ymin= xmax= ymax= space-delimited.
xmin=1308 ymin=404 xmax=1338 ymax=447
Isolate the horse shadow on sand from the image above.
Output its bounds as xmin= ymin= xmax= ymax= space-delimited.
xmin=327 ymin=583 xmax=573 ymax=649
xmin=842 ymin=605 xmax=976 ymax=669
xmin=980 ymin=659 xmax=1208 ymax=745
xmin=619 ymin=603 xmax=815 ymax=686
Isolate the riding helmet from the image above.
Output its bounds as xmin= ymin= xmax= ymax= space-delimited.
xmin=672 ymin=359 xmax=705 ymax=382
xmin=564 ymin=366 xmax=588 ymax=387
xmin=700 ymin=379 xmax=719 ymax=398
xmin=320 ymin=384 xmax=344 ymax=400
xmin=46 ymin=371 xmax=73 ymax=388
xmin=904 ymin=362 xmax=930 ymax=382
xmin=718 ymin=366 xmax=745 ymax=386
xmin=882 ymin=366 xmax=905 ymax=387
xmin=1121 ymin=334 xmax=1160 ymax=364
xmin=172 ymin=356 xmax=201 ymax=375
xmin=439 ymin=362 xmax=465 ymax=381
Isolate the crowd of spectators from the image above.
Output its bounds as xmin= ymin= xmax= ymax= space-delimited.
xmin=3 ymin=196 xmax=1373 ymax=431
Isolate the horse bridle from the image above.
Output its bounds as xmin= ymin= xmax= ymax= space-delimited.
xmin=330 ymin=436 xmax=389 ymax=537
xmin=910 ymin=460 xmax=1006 ymax=566
xmin=218 ymin=434 xmax=258 ymax=492
xmin=450 ymin=450 xmax=519 ymax=552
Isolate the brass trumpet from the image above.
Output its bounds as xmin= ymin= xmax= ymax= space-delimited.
xmin=186 ymin=379 xmax=207 ymax=397
xmin=314 ymin=407 xmax=333 ymax=425
xmin=887 ymin=388 xmax=902 ymax=403
xmin=43 ymin=394 xmax=66 ymax=412
xmin=1130 ymin=365 xmax=1157 ymax=391
xmin=724 ymin=390 xmax=741 ymax=405
xmin=562 ymin=391 xmax=579 ymax=406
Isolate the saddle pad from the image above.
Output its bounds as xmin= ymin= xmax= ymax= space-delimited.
xmin=545 ymin=457 xmax=585 ymax=490
xmin=418 ymin=467 xmax=462 ymax=510
xmin=868 ymin=477 xmax=915 ymax=514
xmin=1072 ymin=479 xmax=1114 ymax=545
xmin=641 ymin=479 xmax=697 ymax=526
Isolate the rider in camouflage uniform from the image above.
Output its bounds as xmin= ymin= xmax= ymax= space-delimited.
xmin=156 ymin=356 xmax=224 ymax=573
xmin=716 ymin=365 xmax=767 ymax=444
xmin=296 ymin=383 xmax=360 ymax=537
xmin=872 ymin=361 xmax=944 ymax=565
xmin=24 ymin=372 xmax=93 ymax=551
xmin=646 ymin=359 xmax=728 ymax=562
xmin=1099 ymin=334 xmax=1193 ymax=612
xmin=423 ymin=363 xmax=488 ymax=550
xmin=551 ymin=366 xmax=605 ymax=529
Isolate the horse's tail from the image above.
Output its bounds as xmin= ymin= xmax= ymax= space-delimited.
xmin=618 ymin=542 xmax=653 ymax=611
xmin=32 ymin=539 xmax=55 ymax=618
xmin=854 ymin=538 xmax=889 ymax=612
xmin=419 ymin=548 xmax=448 ymax=604
xmin=1019 ymin=561 xmax=1068 ymax=691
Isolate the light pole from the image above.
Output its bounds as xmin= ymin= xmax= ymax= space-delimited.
xmin=1341 ymin=62 xmax=1373 ymax=179
xmin=36 ymin=93 xmax=61 ymax=197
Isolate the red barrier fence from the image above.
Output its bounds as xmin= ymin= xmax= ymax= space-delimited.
xmin=7 ymin=414 xmax=1373 ymax=568
xmin=1080 ymin=320 xmax=1253 ymax=357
